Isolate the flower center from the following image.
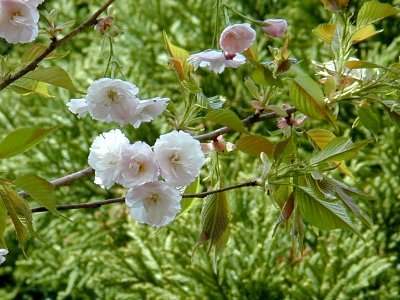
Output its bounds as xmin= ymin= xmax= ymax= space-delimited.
xmin=107 ymin=90 xmax=118 ymax=102
xmin=11 ymin=11 xmax=22 ymax=20
xmin=149 ymin=193 xmax=160 ymax=205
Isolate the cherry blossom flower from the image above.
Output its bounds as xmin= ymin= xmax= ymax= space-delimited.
xmin=0 ymin=0 xmax=41 ymax=44
xmin=68 ymin=78 xmax=169 ymax=128
xmin=73 ymin=78 xmax=140 ymax=126
xmin=0 ymin=248 xmax=8 ymax=265
xmin=94 ymin=16 xmax=114 ymax=34
xmin=130 ymin=97 xmax=170 ymax=129
xmin=88 ymin=129 xmax=130 ymax=189
xmin=125 ymin=181 xmax=182 ymax=227
xmin=262 ymin=19 xmax=288 ymax=38
xmin=219 ymin=23 xmax=256 ymax=54
xmin=154 ymin=130 xmax=205 ymax=187
xmin=187 ymin=50 xmax=246 ymax=74
xmin=117 ymin=141 xmax=159 ymax=188
xmin=201 ymin=135 xmax=236 ymax=153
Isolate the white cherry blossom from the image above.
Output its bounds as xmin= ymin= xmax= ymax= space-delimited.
xmin=67 ymin=78 xmax=140 ymax=126
xmin=187 ymin=50 xmax=246 ymax=74
xmin=0 ymin=248 xmax=8 ymax=265
xmin=0 ymin=0 xmax=40 ymax=44
xmin=118 ymin=141 xmax=159 ymax=188
xmin=22 ymin=0 xmax=44 ymax=7
xmin=125 ymin=181 xmax=182 ymax=227
xmin=131 ymin=97 xmax=170 ymax=129
xmin=88 ymin=129 xmax=130 ymax=189
xmin=154 ymin=130 xmax=205 ymax=187
xmin=219 ymin=23 xmax=256 ymax=54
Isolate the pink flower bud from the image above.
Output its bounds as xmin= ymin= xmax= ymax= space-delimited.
xmin=219 ymin=23 xmax=256 ymax=54
xmin=95 ymin=16 xmax=114 ymax=34
xmin=262 ymin=19 xmax=288 ymax=38
xmin=277 ymin=118 xmax=289 ymax=128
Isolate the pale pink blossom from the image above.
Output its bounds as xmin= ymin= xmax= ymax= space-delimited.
xmin=88 ymin=129 xmax=130 ymax=189
xmin=187 ymin=50 xmax=246 ymax=74
xmin=0 ymin=0 xmax=40 ymax=43
xmin=219 ymin=23 xmax=256 ymax=54
xmin=0 ymin=248 xmax=8 ymax=265
xmin=125 ymin=181 xmax=182 ymax=227
xmin=117 ymin=141 xmax=159 ymax=188
xmin=262 ymin=19 xmax=288 ymax=38
xmin=154 ymin=131 xmax=205 ymax=187
xmin=67 ymin=78 xmax=139 ymax=126
xmin=277 ymin=116 xmax=307 ymax=128
xmin=201 ymin=135 xmax=236 ymax=153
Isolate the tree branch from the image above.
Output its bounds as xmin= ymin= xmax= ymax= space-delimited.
xmin=30 ymin=179 xmax=259 ymax=213
xmin=0 ymin=0 xmax=116 ymax=91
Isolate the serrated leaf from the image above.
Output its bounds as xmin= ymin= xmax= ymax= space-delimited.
xmin=205 ymin=109 xmax=247 ymax=133
xmin=358 ymin=108 xmax=381 ymax=132
xmin=163 ymin=32 xmax=190 ymax=81
xmin=313 ymin=23 xmax=337 ymax=44
xmin=307 ymin=129 xmax=354 ymax=178
xmin=0 ymin=126 xmax=61 ymax=159
xmin=198 ymin=191 xmax=230 ymax=253
xmin=243 ymin=43 xmax=259 ymax=62
xmin=310 ymin=137 xmax=369 ymax=165
xmin=10 ymin=78 xmax=53 ymax=98
xmin=345 ymin=60 xmax=382 ymax=69
xmin=236 ymin=134 xmax=274 ymax=157
xmin=244 ymin=77 xmax=261 ymax=100
xmin=14 ymin=174 xmax=62 ymax=217
xmin=296 ymin=186 xmax=363 ymax=238
xmin=179 ymin=176 xmax=200 ymax=216
xmin=0 ymin=185 xmax=41 ymax=250
xmin=21 ymin=44 xmax=69 ymax=63
xmin=251 ymin=65 xmax=284 ymax=88
xmin=273 ymin=192 xmax=295 ymax=236
xmin=289 ymin=75 xmax=337 ymax=129
xmin=24 ymin=67 xmax=83 ymax=93
xmin=307 ymin=128 xmax=336 ymax=149
xmin=351 ymin=24 xmax=381 ymax=43
xmin=357 ymin=1 xmax=398 ymax=27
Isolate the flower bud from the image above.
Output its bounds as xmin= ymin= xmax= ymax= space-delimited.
xmin=95 ymin=16 xmax=114 ymax=34
xmin=262 ymin=19 xmax=288 ymax=38
xmin=219 ymin=23 xmax=256 ymax=54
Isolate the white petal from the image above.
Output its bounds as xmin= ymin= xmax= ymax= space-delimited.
xmin=66 ymin=98 xmax=89 ymax=117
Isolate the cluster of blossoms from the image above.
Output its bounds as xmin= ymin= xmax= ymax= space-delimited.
xmin=67 ymin=77 xmax=206 ymax=227
xmin=88 ymin=129 xmax=205 ymax=227
xmin=67 ymin=78 xmax=169 ymax=128
xmin=0 ymin=248 xmax=8 ymax=265
xmin=0 ymin=0 xmax=43 ymax=44
xmin=187 ymin=18 xmax=287 ymax=74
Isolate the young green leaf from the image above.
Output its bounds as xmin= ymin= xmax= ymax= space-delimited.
xmin=197 ymin=191 xmax=231 ymax=253
xmin=289 ymin=75 xmax=338 ymax=129
xmin=358 ymin=107 xmax=381 ymax=133
xmin=313 ymin=23 xmax=337 ymax=44
xmin=179 ymin=176 xmax=200 ymax=216
xmin=0 ymin=126 xmax=61 ymax=159
xmin=24 ymin=67 xmax=83 ymax=94
xmin=310 ymin=137 xmax=369 ymax=166
xmin=356 ymin=1 xmax=398 ymax=27
xmin=296 ymin=186 xmax=363 ymax=238
xmin=163 ymin=32 xmax=191 ymax=81
xmin=351 ymin=25 xmax=381 ymax=43
xmin=11 ymin=78 xmax=53 ymax=98
xmin=236 ymin=134 xmax=274 ymax=157
xmin=205 ymin=109 xmax=247 ymax=133
xmin=14 ymin=174 xmax=62 ymax=217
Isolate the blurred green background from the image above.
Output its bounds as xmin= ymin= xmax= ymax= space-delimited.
xmin=0 ymin=0 xmax=399 ymax=299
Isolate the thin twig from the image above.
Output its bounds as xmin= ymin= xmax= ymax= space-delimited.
xmin=195 ymin=106 xmax=297 ymax=141
xmin=30 ymin=180 xmax=259 ymax=213
xmin=0 ymin=0 xmax=116 ymax=91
